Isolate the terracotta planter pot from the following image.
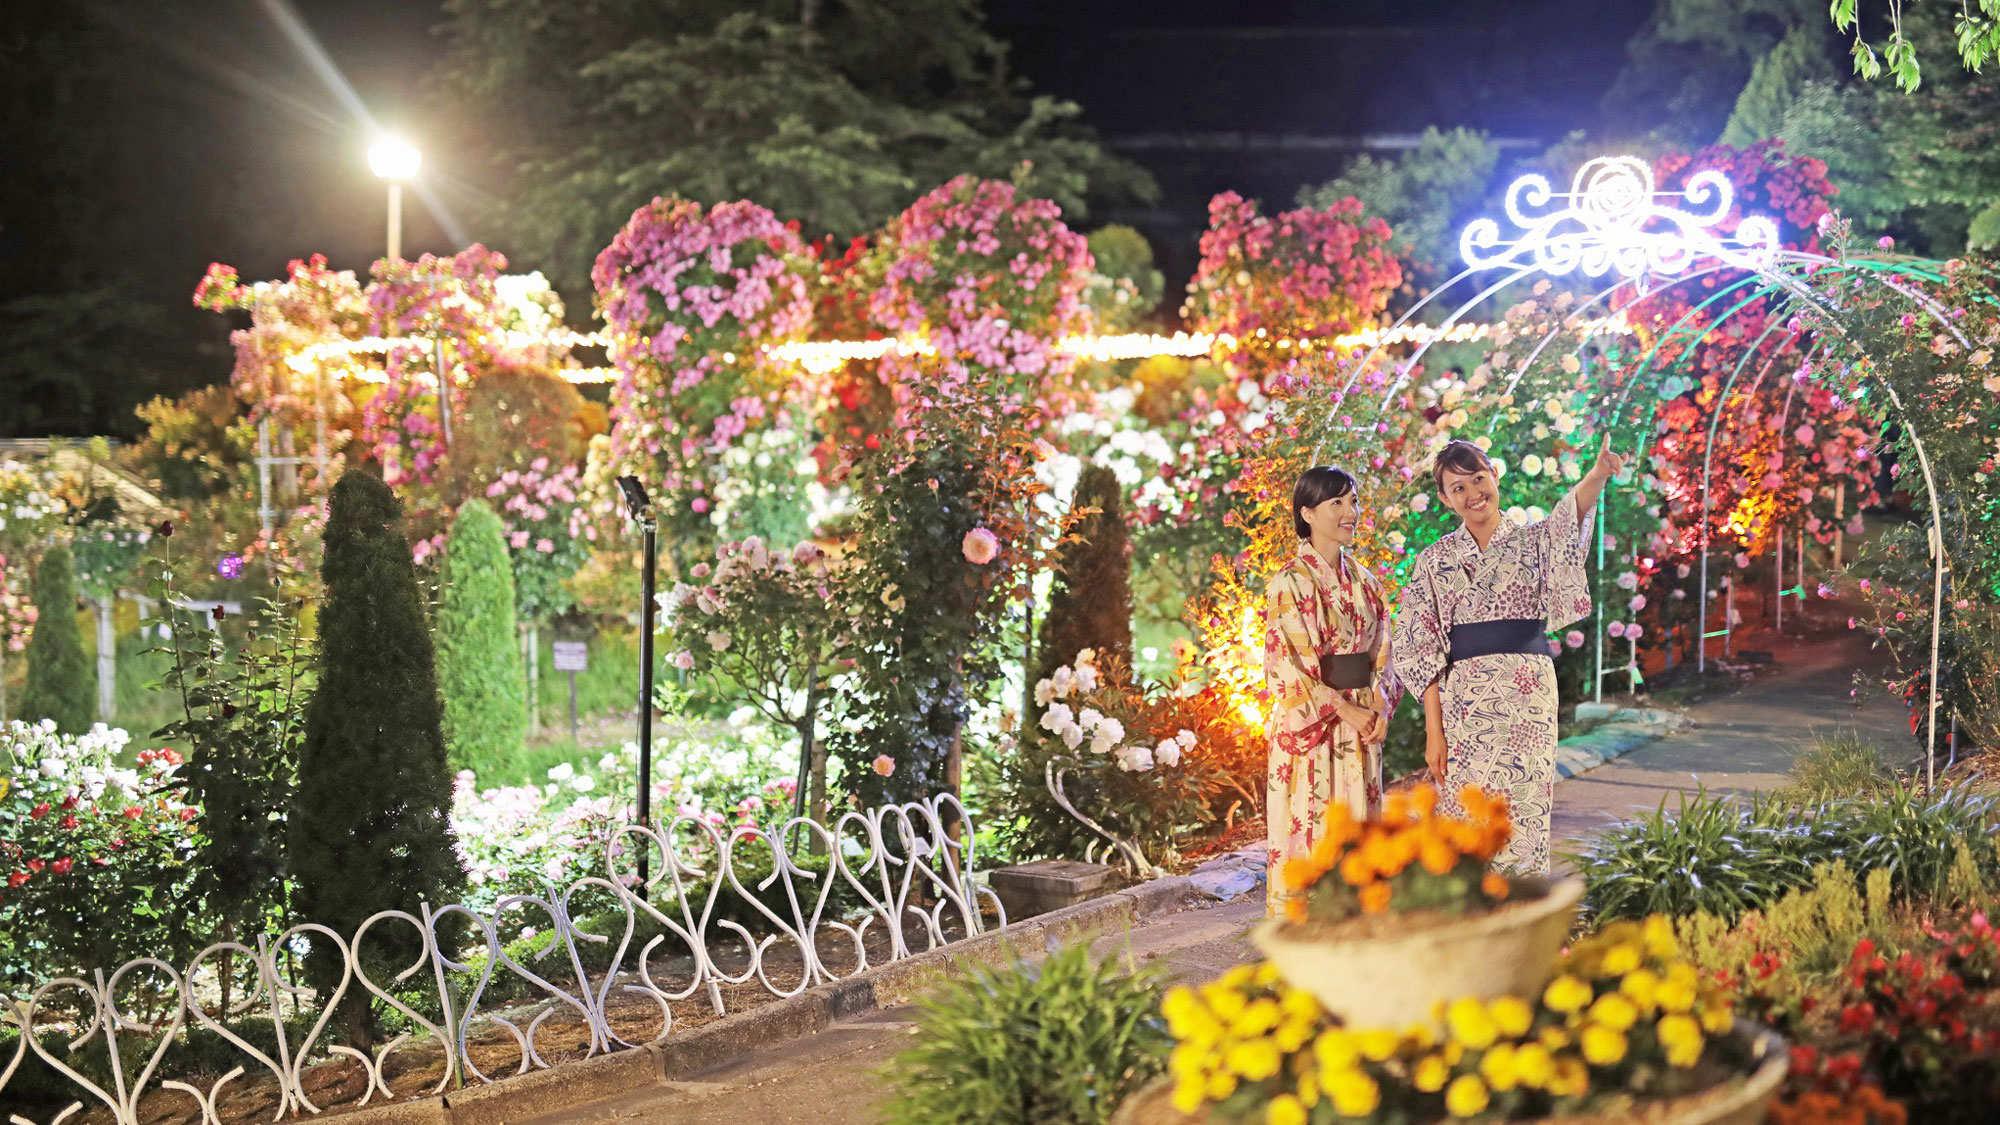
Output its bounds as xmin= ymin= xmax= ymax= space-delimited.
xmin=1249 ymin=877 xmax=1585 ymax=1030
xmin=1113 ymin=1021 xmax=1788 ymax=1125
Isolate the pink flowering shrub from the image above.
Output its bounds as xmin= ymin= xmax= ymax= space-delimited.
xmin=194 ymin=255 xmax=370 ymax=417
xmin=463 ymin=458 xmax=594 ymax=620
xmin=1182 ymin=191 xmax=1402 ymax=353
xmin=863 ymin=175 xmax=1095 ymax=425
xmin=0 ymin=722 xmax=199 ymax=976
xmin=592 ymin=198 xmax=816 ymax=535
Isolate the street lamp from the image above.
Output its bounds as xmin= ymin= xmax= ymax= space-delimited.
xmin=367 ymin=134 xmax=421 ymax=261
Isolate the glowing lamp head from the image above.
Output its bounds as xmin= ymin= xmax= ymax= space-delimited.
xmin=368 ymin=135 xmax=422 ymax=181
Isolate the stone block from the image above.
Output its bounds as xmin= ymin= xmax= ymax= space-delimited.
xmin=988 ymin=859 xmax=1124 ymax=919
xmin=1572 ymin=701 xmax=1621 ymax=723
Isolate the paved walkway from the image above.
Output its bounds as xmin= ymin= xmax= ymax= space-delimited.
xmin=525 ymin=619 xmax=1903 ymax=1125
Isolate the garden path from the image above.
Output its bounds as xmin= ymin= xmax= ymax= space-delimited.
xmin=1549 ymin=620 xmax=1911 ymax=859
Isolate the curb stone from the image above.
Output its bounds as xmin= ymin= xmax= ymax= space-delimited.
xmin=1553 ymin=706 xmax=1692 ymax=780
xmin=327 ymin=876 xmax=1203 ymax=1125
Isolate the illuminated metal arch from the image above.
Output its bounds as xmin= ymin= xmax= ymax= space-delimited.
xmin=1298 ymin=179 xmax=1966 ymax=781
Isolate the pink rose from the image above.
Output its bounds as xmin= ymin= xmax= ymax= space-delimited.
xmin=961 ymin=527 xmax=1001 ymax=565
xmin=1625 ymin=623 xmax=1645 ymax=640
xmin=1564 ymin=630 xmax=1585 ymax=649
xmin=535 ymin=538 xmax=555 ymax=554
xmin=872 ymin=755 xmax=896 ymax=777
xmin=1607 ymin=622 xmax=1628 ymax=639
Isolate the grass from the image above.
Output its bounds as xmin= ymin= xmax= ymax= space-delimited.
xmin=1777 ymin=729 xmax=1898 ymax=804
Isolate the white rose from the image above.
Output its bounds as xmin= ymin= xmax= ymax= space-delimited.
xmin=707 ymin=630 xmax=732 ymax=651
xmin=1040 ymin=702 xmax=1075 ymax=734
xmin=1115 ymin=745 xmax=1155 ymax=772
xmin=547 ymin=762 xmax=575 ymax=782
xmin=1033 ymin=678 xmax=1057 ymax=707
xmin=1155 ymin=741 xmax=1182 ymax=767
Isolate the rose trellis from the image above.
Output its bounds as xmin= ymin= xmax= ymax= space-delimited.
xmin=0 ymin=793 xmax=1001 ymax=1125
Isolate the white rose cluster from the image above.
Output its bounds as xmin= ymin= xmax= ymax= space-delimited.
xmin=1032 ymin=650 xmax=1198 ymax=772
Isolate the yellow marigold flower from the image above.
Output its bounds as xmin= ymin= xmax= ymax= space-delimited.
xmin=1489 ymin=995 xmax=1534 ymax=1037
xmin=1162 ymin=988 xmax=1205 ymax=1035
xmin=1404 ymin=1023 xmax=1438 ymax=1051
xmin=1225 ymin=1038 xmax=1283 ymax=1081
xmin=1538 ymin=1026 xmax=1571 ymax=1052
xmin=1266 ymin=1093 xmax=1308 ymax=1125
xmin=1445 ymin=1074 xmax=1491 ymax=1117
xmin=1601 ymin=942 xmax=1643 ymax=977
xmin=1279 ymin=987 xmax=1320 ymax=1022
xmin=1254 ymin=962 xmax=1283 ymax=987
xmin=1447 ymin=997 xmax=1499 ymax=1048
xmin=1236 ymin=998 xmax=1282 ymax=1037
xmin=1642 ymin=915 xmax=1678 ymax=959
xmin=1221 ymin=964 xmax=1257 ymax=990
xmin=1204 ymin=983 xmax=1248 ymax=1023
xmin=1169 ymin=1043 xmax=1205 ymax=1077
xmin=1515 ymin=1042 xmax=1556 ymax=1088
xmin=1655 ymin=973 xmax=1698 ymax=1014
xmin=1171 ymin=1074 xmax=1207 ymax=1114
xmin=1580 ymin=1024 xmax=1628 ymax=1066
xmin=1443 ymin=1041 xmax=1466 ymax=1066
xmin=1658 ymin=1014 xmax=1704 ymax=1068
xmin=1543 ymin=975 xmax=1593 ymax=1014
xmin=1298 ymin=1070 xmax=1320 ymax=1107
xmin=1357 ymin=1029 xmax=1401 ymax=1062
xmin=1275 ymin=1015 xmax=1315 ymax=1053
xmin=1327 ymin=1067 xmax=1381 ymax=1117
xmin=1549 ymin=1055 xmax=1590 ymax=1098
xmin=1480 ymin=1042 xmax=1521 ymax=1091
xmin=1619 ymin=968 xmax=1661 ymax=1012
xmin=1699 ymin=1001 xmax=1735 ymax=1034
xmin=1414 ymin=1054 xmax=1451 ymax=1092
xmin=1314 ymin=1029 xmax=1359 ymax=1072
xmin=1588 ymin=992 xmax=1639 ymax=1032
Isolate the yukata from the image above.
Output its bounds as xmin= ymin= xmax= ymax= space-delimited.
xmin=1263 ymin=545 xmax=1396 ymax=915
xmin=1392 ymin=487 xmax=1593 ymax=875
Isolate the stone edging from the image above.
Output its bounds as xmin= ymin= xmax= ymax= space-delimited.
xmin=330 ymin=876 xmax=1207 ymax=1125
xmin=1553 ymin=706 xmax=1691 ymax=780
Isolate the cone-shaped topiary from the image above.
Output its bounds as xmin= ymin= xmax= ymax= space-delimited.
xmin=291 ymin=471 xmax=463 ymax=1047
xmin=20 ymin=542 xmax=93 ymax=731
xmin=1035 ymin=464 xmax=1134 ymax=691
xmin=435 ymin=499 xmax=528 ymax=770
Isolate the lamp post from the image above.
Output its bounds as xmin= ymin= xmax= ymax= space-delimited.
xmin=616 ymin=476 xmax=658 ymax=896
xmin=367 ymin=135 xmax=421 ymax=261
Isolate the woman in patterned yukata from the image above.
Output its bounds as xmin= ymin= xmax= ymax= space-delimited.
xmin=1392 ymin=438 xmax=1627 ymax=874
xmin=1263 ymin=466 xmax=1396 ymax=916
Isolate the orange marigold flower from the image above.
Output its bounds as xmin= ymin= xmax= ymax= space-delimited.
xmin=1283 ymin=857 xmax=1325 ymax=892
xmin=1339 ymin=852 xmax=1374 ymax=886
xmin=1483 ymin=872 xmax=1511 ymax=900
xmin=1409 ymin=784 xmax=1439 ymax=816
xmin=1384 ymin=792 xmax=1409 ymax=823
xmin=1420 ymin=839 xmax=1458 ymax=875
xmin=1358 ymin=882 xmax=1392 ymax=913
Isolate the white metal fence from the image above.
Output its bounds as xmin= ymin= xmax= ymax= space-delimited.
xmin=1 ymin=793 xmax=1002 ymax=1125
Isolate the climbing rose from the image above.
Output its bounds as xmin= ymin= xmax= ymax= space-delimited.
xmin=872 ymin=755 xmax=896 ymax=777
xmin=961 ymin=528 xmax=1001 ymax=565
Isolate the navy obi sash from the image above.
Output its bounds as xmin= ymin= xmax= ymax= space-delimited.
xmin=1447 ymin=619 xmax=1549 ymax=663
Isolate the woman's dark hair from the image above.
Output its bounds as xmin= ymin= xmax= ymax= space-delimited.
xmin=1432 ymin=440 xmax=1495 ymax=492
xmin=1292 ymin=466 xmax=1357 ymax=538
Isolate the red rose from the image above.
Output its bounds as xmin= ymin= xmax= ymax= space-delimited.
xmin=50 ymin=858 xmax=72 ymax=875
xmin=123 ymin=806 xmax=142 ymax=819
xmin=110 ymin=838 xmax=125 ymax=849
xmin=60 ymin=795 xmax=77 ymax=810
xmin=26 ymin=859 xmax=44 ymax=872
xmin=59 ymin=814 xmax=77 ymax=831
xmin=29 ymin=803 xmax=50 ymax=820
xmin=6 ymin=871 xmax=27 ymax=888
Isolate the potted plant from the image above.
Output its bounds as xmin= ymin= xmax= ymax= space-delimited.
xmin=1250 ymin=786 xmax=1585 ymax=1030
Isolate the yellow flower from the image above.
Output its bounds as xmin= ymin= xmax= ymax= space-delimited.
xmin=1169 ymin=1043 xmax=1206 ymax=1077
xmin=1357 ymin=1028 xmax=1401 ymax=1062
xmin=1171 ymin=1074 xmax=1207 ymax=1114
xmin=1414 ymin=1054 xmax=1451 ymax=1092
xmin=1298 ymin=1070 xmax=1320 ymax=1107
xmin=1224 ymin=1039 xmax=1283 ymax=1081
xmin=1203 ymin=982 xmax=1248 ymax=1023
xmin=1655 ymin=971 xmax=1698 ymax=1014
xmin=1642 ymin=915 xmax=1678 ymax=959
xmin=1314 ymin=1029 xmax=1359 ymax=1072
xmin=1446 ymin=997 xmax=1499 ymax=1048
xmin=1221 ymin=964 xmax=1257 ymax=990
xmin=1619 ymin=968 xmax=1660 ymax=1012
xmin=1549 ymin=1055 xmax=1590 ymax=1098
xmin=1480 ymin=1042 xmax=1521 ymax=1091
xmin=1543 ymin=974 xmax=1593 ymax=1014
xmin=1601 ymin=942 xmax=1643 ymax=977
xmin=1588 ymin=992 xmax=1639 ymax=1031
xmin=1279 ymin=987 xmax=1321 ymax=1024
xmin=1489 ymin=995 xmax=1534 ymax=1037
xmin=1403 ymin=1023 xmax=1438 ymax=1052
xmin=1163 ymin=988 xmax=1207 ymax=1037
xmin=1254 ymin=962 xmax=1283 ymax=987
xmin=1206 ymin=1071 xmax=1238 ymax=1101
xmin=1514 ymin=1042 xmax=1556 ymax=1088
xmin=1445 ymin=1074 xmax=1491 ymax=1117
xmin=1658 ymin=1014 xmax=1704 ymax=1068
xmin=1538 ymin=1026 xmax=1571 ymax=1052
xmin=1234 ymin=998 xmax=1282 ymax=1037
xmin=1275 ymin=1015 xmax=1315 ymax=1053
xmin=1699 ymin=1002 xmax=1735 ymax=1034
xmin=1580 ymin=1024 xmax=1628 ymax=1066
xmin=1266 ymin=1094 xmax=1307 ymax=1125
xmin=1326 ymin=1068 xmax=1381 ymax=1116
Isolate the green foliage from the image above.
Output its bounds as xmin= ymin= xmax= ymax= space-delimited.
xmin=148 ymin=556 xmax=313 ymax=949
xmin=1770 ymin=82 xmax=1904 ymax=233
xmin=1035 ymin=465 xmax=1134 ymax=693
xmin=447 ymin=368 xmax=595 ymax=502
xmin=1083 ymin=226 xmax=1164 ymax=332
xmin=1876 ymin=4 xmax=2000 ymax=242
xmin=1297 ymin=127 xmax=1499 ymax=285
xmin=291 ymin=471 xmax=463 ymax=1044
xmin=1830 ymin=0 xmax=2000 ymax=91
xmin=1572 ymin=782 xmax=2000 ymax=922
xmin=437 ymin=500 xmax=529 ymax=768
xmin=1673 ymin=860 xmax=1898 ymax=985
xmin=1604 ymin=0 xmax=1823 ymax=143
xmin=1721 ymin=26 xmax=1837 ymax=146
xmin=884 ymin=940 xmax=1170 ymax=1125
xmin=1778 ymin=729 xmax=1896 ymax=803
xmin=20 ymin=542 xmax=92 ymax=731
xmin=434 ymin=0 xmax=1155 ymax=303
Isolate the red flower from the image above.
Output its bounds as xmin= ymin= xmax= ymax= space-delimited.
xmin=110 ymin=838 xmax=125 ymax=850
xmin=6 ymin=871 xmax=27 ymax=888
xmin=50 ymin=858 xmax=72 ymax=875
xmin=1788 ymin=1045 xmax=1820 ymax=1076
xmin=60 ymin=795 xmax=77 ymax=810
xmin=178 ymin=807 xmax=197 ymax=823
xmin=26 ymin=859 xmax=44 ymax=872
xmin=1838 ymin=1002 xmax=1877 ymax=1034
xmin=59 ymin=814 xmax=78 ymax=831
xmin=29 ymin=803 xmax=50 ymax=820
xmin=123 ymin=806 xmax=142 ymax=819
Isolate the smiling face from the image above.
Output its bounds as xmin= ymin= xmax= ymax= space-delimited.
xmin=1439 ymin=465 xmax=1500 ymax=527
xmin=1299 ymin=490 xmax=1362 ymax=547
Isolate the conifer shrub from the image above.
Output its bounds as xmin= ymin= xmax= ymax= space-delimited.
xmin=435 ymin=500 xmax=528 ymax=770
xmin=1036 ymin=464 xmax=1134 ymax=693
xmin=291 ymin=471 xmax=463 ymax=1047
xmin=20 ymin=542 xmax=92 ymax=731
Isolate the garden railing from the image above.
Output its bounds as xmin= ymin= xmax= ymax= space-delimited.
xmin=1 ymin=792 xmax=1002 ymax=1125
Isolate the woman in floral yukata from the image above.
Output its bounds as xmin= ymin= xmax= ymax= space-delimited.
xmin=1263 ymin=466 xmax=1397 ymax=916
xmin=1393 ymin=437 xmax=1627 ymax=875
